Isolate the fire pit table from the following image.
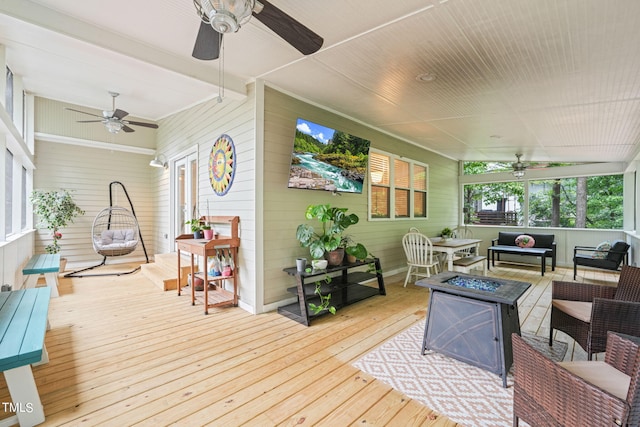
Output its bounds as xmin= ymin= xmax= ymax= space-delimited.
xmin=416 ymin=272 xmax=531 ymax=387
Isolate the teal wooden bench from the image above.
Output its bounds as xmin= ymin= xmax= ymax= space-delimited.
xmin=0 ymin=287 xmax=51 ymax=426
xmin=22 ymin=254 xmax=60 ymax=298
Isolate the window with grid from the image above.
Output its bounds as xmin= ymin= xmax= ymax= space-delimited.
xmin=5 ymin=148 xmax=12 ymax=235
xmin=369 ymin=150 xmax=428 ymax=219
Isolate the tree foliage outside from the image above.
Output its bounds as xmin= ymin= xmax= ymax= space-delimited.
xmin=529 ymin=176 xmax=623 ymax=229
xmin=462 ymin=162 xmax=525 ymax=225
xmin=462 ymin=161 xmax=623 ymax=230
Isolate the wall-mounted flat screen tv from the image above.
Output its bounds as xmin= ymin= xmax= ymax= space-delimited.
xmin=287 ymin=118 xmax=371 ymax=194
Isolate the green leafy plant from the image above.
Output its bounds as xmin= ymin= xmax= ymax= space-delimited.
xmin=308 ymin=276 xmax=336 ymax=315
xmin=185 ymin=218 xmax=203 ymax=233
xmin=31 ymin=189 xmax=85 ymax=254
xmin=342 ymin=235 xmax=369 ymax=261
xmin=441 ymin=227 xmax=453 ymax=238
xmin=296 ymin=204 xmax=360 ymax=260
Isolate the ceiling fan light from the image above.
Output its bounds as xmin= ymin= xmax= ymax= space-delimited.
xmin=207 ymin=0 xmax=254 ymax=33
xmin=512 ymin=169 xmax=526 ymax=179
xmin=105 ymin=120 xmax=123 ymax=134
xmin=511 ymin=153 xmax=527 ymax=178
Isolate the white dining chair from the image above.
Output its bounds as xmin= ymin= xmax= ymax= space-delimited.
xmin=402 ymin=232 xmax=440 ymax=287
xmin=452 ymin=226 xmax=474 ymax=258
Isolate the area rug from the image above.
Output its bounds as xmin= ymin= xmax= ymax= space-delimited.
xmin=353 ymin=321 xmax=567 ymax=427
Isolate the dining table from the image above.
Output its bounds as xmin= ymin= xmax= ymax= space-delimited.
xmin=431 ymin=237 xmax=483 ymax=271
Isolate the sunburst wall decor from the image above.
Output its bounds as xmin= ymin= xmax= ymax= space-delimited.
xmin=209 ymin=134 xmax=236 ymax=196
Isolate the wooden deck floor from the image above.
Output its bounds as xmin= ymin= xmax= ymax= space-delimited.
xmin=0 ymin=262 xmax=619 ymax=426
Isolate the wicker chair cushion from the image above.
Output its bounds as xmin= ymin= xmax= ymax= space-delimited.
xmin=551 ymin=300 xmax=592 ymax=323
xmin=101 ymin=229 xmax=135 ymax=245
xmin=592 ymin=241 xmax=611 ymax=259
xmin=558 ymin=361 xmax=630 ymax=400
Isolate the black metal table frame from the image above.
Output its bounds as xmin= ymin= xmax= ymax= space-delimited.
xmin=487 ymin=245 xmax=549 ymax=276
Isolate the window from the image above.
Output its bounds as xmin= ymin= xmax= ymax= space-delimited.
xmin=369 ymin=150 xmax=428 ymax=219
xmin=463 ymin=181 xmax=524 ymax=226
xmin=462 ymin=174 xmax=623 ymax=229
xmin=5 ymin=148 xmax=12 ymax=235
xmin=5 ymin=67 xmax=12 ymax=120
xmin=21 ymin=166 xmax=27 ymax=230
xmin=529 ymin=176 xmax=623 ymax=229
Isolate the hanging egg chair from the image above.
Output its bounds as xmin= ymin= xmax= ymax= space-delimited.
xmin=65 ymin=181 xmax=149 ymax=278
xmin=92 ymin=206 xmax=140 ymax=257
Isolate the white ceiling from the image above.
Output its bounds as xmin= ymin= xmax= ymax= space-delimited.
xmin=2 ymin=0 xmax=640 ymax=164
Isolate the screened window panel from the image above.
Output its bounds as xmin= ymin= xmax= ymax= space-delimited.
xmin=5 ymin=67 xmax=12 ymax=120
xmin=21 ymin=166 xmax=27 ymax=230
xmin=528 ymin=176 xmax=623 ymax=229
xmin=5 ymin=149 xmax=13 ymax=235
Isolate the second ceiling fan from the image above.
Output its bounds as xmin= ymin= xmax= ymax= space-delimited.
xmin=192 ymin=0 xmax=323 ymax=60
xmin=66 ymin=92 xmax=159 ymax=134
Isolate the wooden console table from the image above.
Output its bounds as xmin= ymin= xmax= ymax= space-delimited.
xmin=176 ymin=216 xmax=240 ymax=314
xmin=278 ymin=258 xmax=385 ymax=326
xmin=417 ymin=272 xmax=530 ymax=387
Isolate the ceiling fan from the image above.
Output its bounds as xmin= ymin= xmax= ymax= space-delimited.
xmin=66 ymin=92 xmax=159 ymax=134
xmin=192 ymin=0 xmax=323 ymax=60
xmin=512 ymin=153 xmax=528 ymax=179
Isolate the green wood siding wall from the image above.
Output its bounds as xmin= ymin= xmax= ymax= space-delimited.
xmin=262 ymin=87 xmax=458 ymax=305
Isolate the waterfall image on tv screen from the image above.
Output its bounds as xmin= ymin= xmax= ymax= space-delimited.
xmin=287 ymin=118 xmax=371 ymax=194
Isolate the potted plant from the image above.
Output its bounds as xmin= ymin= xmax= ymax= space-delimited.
xmin=296 ymin=204 xmax=360 ymax=266
xmin=441 ymin=227 xmax=453 ymax=241
xmin=30 ymin=189 xmax=85 ymax=256
xmin=202 ymin=224 xmax=214 ymax=240
xmin=341 ymin=235 xmax=369 ymax=263
xmin=186 ymin=218 xmax=204 ymax=238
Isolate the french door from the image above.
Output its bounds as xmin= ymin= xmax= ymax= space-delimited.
xmin=172 ymin=151 xmax=198 ymax=246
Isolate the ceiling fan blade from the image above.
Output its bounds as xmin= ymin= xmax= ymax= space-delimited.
xmin=126 ymin=120 xmax=159 ymax=129
xmin=253 ymin=0 xmax=323 ymax=55
xmin=192 ymin=20 xmax=222 ymax=60
xmin=122 ymin=125 xmax=135 ymax=133
xmin=65 ymin=107 xmax=103 ymax=119
xmin=113 ymin=109 xmax=129 ymax=120
xmin=76 ymin=120 xmax=104 ymax=123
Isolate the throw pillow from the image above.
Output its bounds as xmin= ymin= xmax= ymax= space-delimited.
xmin=592 ymin=241 xmax=611 ymax=259
xmin=515 ymin=234 xmax=535 ymax=248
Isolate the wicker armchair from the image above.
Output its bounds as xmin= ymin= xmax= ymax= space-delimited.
xmin=549 ymin=265 xmax=640 ymax=360
xmin=513 ymin=331 xmax=640 ymax=427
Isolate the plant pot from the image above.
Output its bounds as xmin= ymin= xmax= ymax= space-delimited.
xmin=325 ymin=248 xmax=345 ymax=266
xmin=311 ymin=259 xmax=328 ymax=270
xmin=194 ymin=231 xmax=204 ymax=239
xmin=203 ymin=229 xmax=214 ymax=239
xmin=346 ymin=254 xmax=357 ymax=264
xmin=188 ymin=273 xmax=204 ymax=291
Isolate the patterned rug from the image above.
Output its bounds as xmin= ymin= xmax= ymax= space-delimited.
xmin=353 ymin=321 xmax=567 ymax=427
